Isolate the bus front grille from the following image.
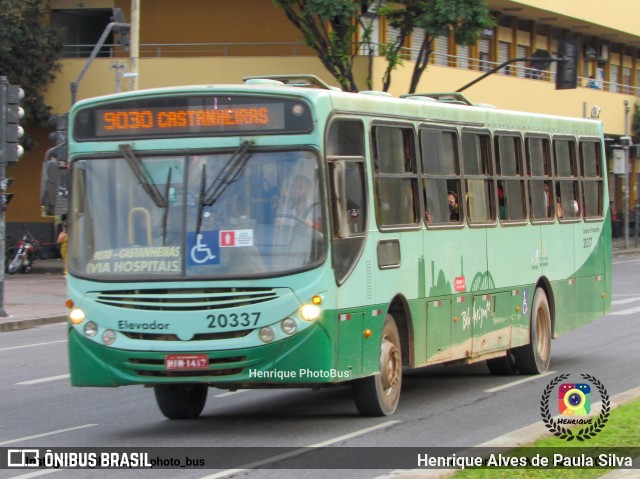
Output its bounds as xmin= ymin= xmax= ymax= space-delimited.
xmin=121 ymin=329 xmax=252 ymax=341
xmin=93 ymin=287 xmax=278 ymax=311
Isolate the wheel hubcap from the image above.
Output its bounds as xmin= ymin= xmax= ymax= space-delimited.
xmin=380 ymin=337 xmax=400 ymax=392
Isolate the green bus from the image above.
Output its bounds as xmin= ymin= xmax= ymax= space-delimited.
xmin=60 ymin=75 xmax=611 ymax=418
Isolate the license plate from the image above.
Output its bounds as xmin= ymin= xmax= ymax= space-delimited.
xmin=164 ymin=354 xmax=209 ymax=370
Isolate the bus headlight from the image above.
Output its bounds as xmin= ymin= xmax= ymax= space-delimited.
xmin=281 ymin=318 xmax=297 ymax=335
xmin=259 ymin=327 xmax=274 ymax=343
xmin=299 ymin=304 xmax=321 ymax=321
xmin=102 ymin=329 xmax=117 ymax=345
xmin=69 ymin=308 xmax=86 ymax=325
xmin=83 ymin=321 xmax=97 ymax=337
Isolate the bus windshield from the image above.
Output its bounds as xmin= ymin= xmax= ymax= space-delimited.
xmin=69 ymin=148 xmax=325 ymax=279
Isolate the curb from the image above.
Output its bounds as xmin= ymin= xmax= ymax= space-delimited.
xmin=0 ymin=314 xmax=67 ymax=332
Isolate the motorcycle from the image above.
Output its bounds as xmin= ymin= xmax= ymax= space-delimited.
xmin=6 ymin=228 xmax=40 ymax=274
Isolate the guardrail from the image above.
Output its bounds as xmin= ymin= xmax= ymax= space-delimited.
xmin=61 ymin=42 xmax=640 ymax=97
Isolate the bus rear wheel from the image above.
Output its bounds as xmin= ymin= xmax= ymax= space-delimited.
xmin=513 ymin=288 xmax=552 ymax=374
xmin=486 ymin=350 xmax=518 ymax=375
xmin=154 ymin=383 xmax=208 ymax=419
xmin=352 ymin=314 xmax=402 ymax=416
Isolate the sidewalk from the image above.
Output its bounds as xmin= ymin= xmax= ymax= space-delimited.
xmin=0 ymin=258 xmax=67 ymax=332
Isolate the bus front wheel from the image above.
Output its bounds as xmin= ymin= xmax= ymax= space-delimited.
xmin=352 ymin=314 xmax=402 ymax=416
xmin=154 ymin=383 xmax=208 ymax=419
xmin=513 ymin=288 xmax=552 ymax=374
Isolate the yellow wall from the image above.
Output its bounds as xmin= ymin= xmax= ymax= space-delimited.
xmin=49 ymin=55 xmax=637 ymax=135
xmin=511 ymin=0 xmax=640 ymax=36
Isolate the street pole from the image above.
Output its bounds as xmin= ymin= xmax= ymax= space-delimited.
xmin=624 ymin=100 xmax=631 ymax=249
xmin=0 ymin=77 xmax=9 ymax=317
xmin=130 ymin=0 xmax=140 ymax=91
xmin=70 ymin=21 xmax=130 ymax=105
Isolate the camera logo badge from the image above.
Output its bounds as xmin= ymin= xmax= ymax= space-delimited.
xmin=540 ymin=373 xmax=610 ymax=441
xmin=558 ymin=383 xmax=590 ymax=416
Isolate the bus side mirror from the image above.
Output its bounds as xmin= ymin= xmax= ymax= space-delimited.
xmin=40 ymin=159 xmax=59 ymax=216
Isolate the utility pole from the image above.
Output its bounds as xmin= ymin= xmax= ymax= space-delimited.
xmin=130 ymin=0 xmax=140 ymax=91
xmin=0 ymin=77 xmax=8 ymax=317
xmin=623 ymin=100 xmax=631 ymax=249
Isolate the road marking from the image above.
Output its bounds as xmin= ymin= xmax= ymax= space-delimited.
xmin=612 ymin=258 xmax=640 ymax=265
xmin=609 ymin=306 xmax=640 ymax=316
xmin=7 ymin=471 xmax=59 ymax=479
xmin=611 ymin=297 xmax=640 ymax=306
xmin=484 ymin=370 xmax=556 ymax=393
xmin=0 ymin=424 xmax=98 ymax=446
xmin=15 ymin=374 xmax=70 ymax=386
xmin=197 ymin=420 xmax=400 ymax=479
xmin=214 ymin=389 xmax=250 ymax=398
xmin=0 ymin=340 xmax=67 ymax=352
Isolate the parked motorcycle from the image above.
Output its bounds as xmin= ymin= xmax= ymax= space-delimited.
xmin=6 ymin=228 xmax=40 ymax=274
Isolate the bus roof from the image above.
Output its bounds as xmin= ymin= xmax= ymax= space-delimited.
xmin=72 ymin=77 xmax=602 ymax=137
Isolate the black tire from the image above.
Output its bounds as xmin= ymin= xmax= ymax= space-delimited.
xmin=154 ymin=383 xmax=208 ymax=419
xmin=7 ymin=257 xmax=21 ymax=274
xmin=352 ymin=314 xmax=402 ymax=416
xmin=513 ymin=288 xmax=552 ymax=374
xmin=486 ymin=350 xmax=518 ymax=375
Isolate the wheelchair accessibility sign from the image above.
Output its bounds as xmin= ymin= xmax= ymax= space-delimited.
xmin=187 ymin=231 xmax=220 ymax=266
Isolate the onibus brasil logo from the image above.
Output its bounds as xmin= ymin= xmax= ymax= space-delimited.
xmin=540 ymin=373 xmax=610 ymax=441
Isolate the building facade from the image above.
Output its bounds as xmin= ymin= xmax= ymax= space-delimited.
xmin=8 ymin=0 xmax=640 ymax=240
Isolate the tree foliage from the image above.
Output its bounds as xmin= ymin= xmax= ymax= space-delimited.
xmin=0 ymin=0 xmax=63 ymax=141
xmin=273 ymin=0 xmax=493 ymax=94
xmin=382 ymin=0 xmax=494 ymax=93
xmin=273 ymin=0 xmax=380 ymax=92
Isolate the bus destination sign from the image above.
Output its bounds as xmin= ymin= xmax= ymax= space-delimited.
xmin=73 ymin=95 xmax=312 ymax=140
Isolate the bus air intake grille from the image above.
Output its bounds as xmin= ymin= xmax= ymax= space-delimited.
xmin=93 ymin=288 xmax=278 ymax=311
xmin=121 ymin=329 xmax=252 ymax=341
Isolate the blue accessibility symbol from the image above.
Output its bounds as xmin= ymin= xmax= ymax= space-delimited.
xmin=187 ymin=231 xmax=220 ymax=266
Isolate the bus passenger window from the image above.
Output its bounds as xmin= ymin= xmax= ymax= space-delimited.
xmin=420 ymin=128 xmax=462 ymax=226
xmin=526 ymin=137 xmax=554 ymax=221
xmin=462 ymin=131 xmax=494 ymax=223
xmin=373 ymin=126 xmax=419 ymax=227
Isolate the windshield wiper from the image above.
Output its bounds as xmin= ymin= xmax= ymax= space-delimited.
xmin=120 ymin=144 xmax=167 ymax=208
xmin=120 ymin=144 xmax=171 ymax=245
xmin=162 ymin=167 xmax=173 ymax=245
xmin=196 ymin=140 xmax=254 ymax=234
xmin=195 ymin=163 xmax=207 ymax=236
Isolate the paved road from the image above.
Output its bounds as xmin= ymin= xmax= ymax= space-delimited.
xmin=1 ymin=255 xmax=639 ymax=478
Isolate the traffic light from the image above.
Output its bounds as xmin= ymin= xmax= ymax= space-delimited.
xmin=111 ymin=8 xmax=130 ymax=49
xmin=0 ymin=178 xmax=13 ymax=212
xmin=48 ymin=114 xmax=68 ymax=163
xmin=3 ymin=84 xmax=25 ymax=164
xmin=556 ymin=38 xmax=580 ymax=90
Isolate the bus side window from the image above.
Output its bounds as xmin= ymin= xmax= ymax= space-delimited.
xmin=526 ymin=136 xmax=554 ymax=221
xmin=420 ymin=128 xmax=462 ymax=226
xmin=373 ymin=126 xmax=419 ymax=227
xmin=327 ymin=118 xmax=367 ymax=283
xmin=495 ymin=134 xmax=526 ymax=222
xmin=554 ymin=138 xmax=580 ymax=220
xmin=461 ymin=130 xmax=495 ymax=224
xmin=580 ymin=140 xmax=604 ymax=218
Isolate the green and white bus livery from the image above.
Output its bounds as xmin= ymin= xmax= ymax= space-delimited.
xmin=61 ymin=75 xmax=611 ymax=418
